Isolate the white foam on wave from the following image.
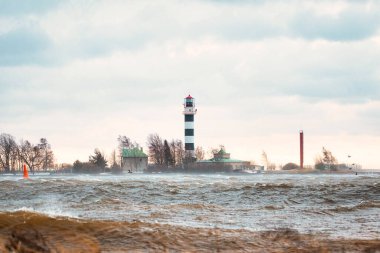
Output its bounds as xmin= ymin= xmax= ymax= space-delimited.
xmin=15 ymin=206 xmax=35 ymax=212
xmin=14 ymin=206 xmax=78 ymax=219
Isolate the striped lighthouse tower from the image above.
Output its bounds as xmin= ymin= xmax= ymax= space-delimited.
xmin=183 ymin=94 xmax=197 ymax=158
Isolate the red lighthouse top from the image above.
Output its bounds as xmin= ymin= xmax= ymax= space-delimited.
xmin=185 ymin=94 xmax=193 ymax=99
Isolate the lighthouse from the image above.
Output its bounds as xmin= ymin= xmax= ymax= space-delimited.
xmin=183 ymin=94 xmax=197 ymax=159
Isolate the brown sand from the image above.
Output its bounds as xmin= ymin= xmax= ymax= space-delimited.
xmin=0 ymin=211 xmax=379 ymax=253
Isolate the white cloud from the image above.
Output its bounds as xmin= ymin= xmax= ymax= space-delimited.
xmin=1 ymin=0 xmax=380 ymax=169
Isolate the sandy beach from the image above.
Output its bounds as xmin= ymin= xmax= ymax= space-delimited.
xmin=0 ymin=211 xmax=379 ymax=252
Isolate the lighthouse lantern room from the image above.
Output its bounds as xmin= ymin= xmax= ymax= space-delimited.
xmin=183 ymin=94 xmax=197 ymax=158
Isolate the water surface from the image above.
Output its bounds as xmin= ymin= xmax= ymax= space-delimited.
xmin=0 ymin=173 xmax=379 ymax=240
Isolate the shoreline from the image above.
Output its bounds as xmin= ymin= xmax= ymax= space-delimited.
xmin=1 ymin=169 xmax=379 ymax=176
xmin=1 ymin=211 xmax=379 ymax=252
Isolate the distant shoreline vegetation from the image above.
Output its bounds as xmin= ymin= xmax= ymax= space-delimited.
xmin=0 ymin=133 xmax=54 ymax=173
xmin=0 ymin=133 xmax=362 ymax=174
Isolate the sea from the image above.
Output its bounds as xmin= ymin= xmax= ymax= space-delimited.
xmin=0 ymin=172 xmax=379 ymax=252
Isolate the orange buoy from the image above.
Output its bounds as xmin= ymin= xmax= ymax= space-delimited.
xmin=23 ymin=164 xmax=29 ymax=179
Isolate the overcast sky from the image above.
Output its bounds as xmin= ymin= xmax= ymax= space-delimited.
xmin=1 ymin=0 xmax=379 ymax=169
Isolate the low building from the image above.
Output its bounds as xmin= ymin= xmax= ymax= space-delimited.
xmin=121 ymin=147 xmax=148 ymax=172
xmin=196 ymin=148 xmax=252 ymax=171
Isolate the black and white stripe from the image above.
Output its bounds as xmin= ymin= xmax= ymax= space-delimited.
xmin=183 ymin=95 xmax=196 ymax=157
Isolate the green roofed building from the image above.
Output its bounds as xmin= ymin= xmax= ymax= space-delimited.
xmin=121 ymin=147 xmax=148 ymax=172
xmin=196 ymin=147 xmax=252 ymax=171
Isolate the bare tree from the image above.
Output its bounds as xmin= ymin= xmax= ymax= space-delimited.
xmin=169 ymin=139 xmax=185 ymax=166
xmin=10 ymin=141 xmax=20 ymax=172
xmin=0 ymin=133 xmax=17 ymax=172
xmin=163 ymin=140 xmax=174 ymax=166
xmin=206 ymin=147 xmax=219 ymax=159
xmin=195 ymin=146 xmax=205 ymax=161
xmin=261 ymin=151 xmax=269 ymax=170
xmin=169 ymin=140 xmax=177 ymax=165
xmin=147 ymin=133 xmax=164 ymax=165
xmin=322 ymin=147 xmax=337 ymax=165
xmin=118 ymin=136 xmax=133 ymax=154
xmin=109 ymin=149 xmax=121 ymax=173
xmin=38 ymin=138 xmax=54 ymax=170
xmin=176 ymin=140 xmax=183 ymax=164
xmin=109 ymin=149 xmax=117 ymax=167
xmin=117 ymin=135 xmax=139 ymax=165
xmin=1 ymin=135 xmax=55 ymax=173
xmin=18 ymin=140 xmax=44 ymax=173
xmin=261 ymin=151 xmax=276 ymax=170
xmin=315 ymin=147 xmax=338 ymax=170
xmin=175 ymin=140 xmax=185 ymax=165
xmin=268 ymin=163 xmax=276 ymax=170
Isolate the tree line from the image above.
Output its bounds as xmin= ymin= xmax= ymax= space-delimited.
xmin=146 ymin=133 xmax=205 ymax=166
xmin=72 ymin=148 xmax=109 ymax=174
xmin=72 ymin=135 xmax=146 ymax=173
xmin=279 ymin=147 xmax=360 ymax=171
xmin=0 ymin=133 xmax=54 ymax=173
xmin=2 ymin=132 xmax=353 ymax=174
xmin=71 ymin=133 xmax=207 ymax=173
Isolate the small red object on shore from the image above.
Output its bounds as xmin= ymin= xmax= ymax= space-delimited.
xmin=23 ymin=164 xmax=29 ymax=179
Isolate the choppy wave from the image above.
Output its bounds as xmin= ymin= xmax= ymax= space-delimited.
xmin=0 ymin=211 xmax=379 ymax=253
xmin=329 ymin=201 xmax=380 ymax=213
xmin=0 ymin=173 xmax=379 ymax=241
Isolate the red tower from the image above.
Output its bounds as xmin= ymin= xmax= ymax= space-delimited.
xmin=300 ymin=130 xmax=304 ymax=169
